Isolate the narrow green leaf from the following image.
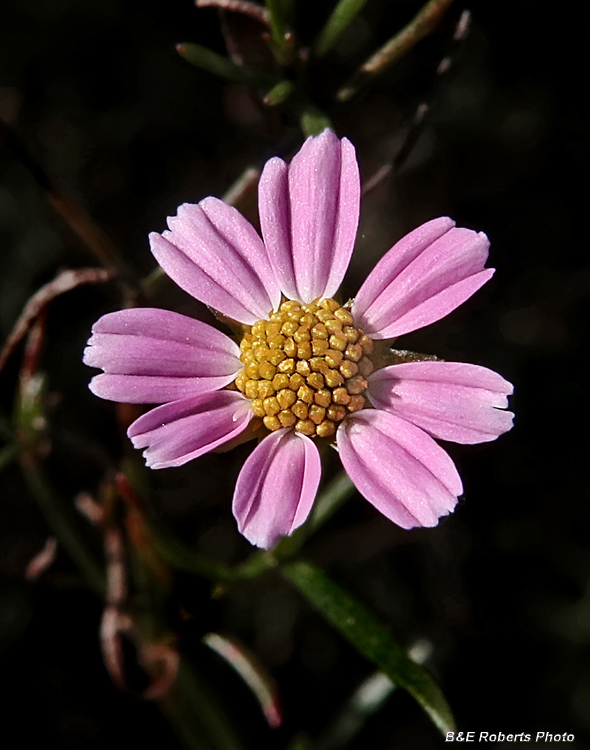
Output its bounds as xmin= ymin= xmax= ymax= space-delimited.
xmin=337 ymin=0 xmax=456 ymax=101
xmin=177 ymin=43 xmax=277 ymax=87
xmin=314 ymin=0 xmax=369 ymax=58
xmin=265 ymin=0 xmax=288 ymax=52
xmin=263 ymin=79 xmax=296 ymax=106
xmin=281 ymin=560 xmax=455 ymax=735
xmin=299 ymin=105 xmax=333 ymax=137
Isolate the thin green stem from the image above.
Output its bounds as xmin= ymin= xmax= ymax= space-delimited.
xmin=233 ymin=549 xmax=279 ymax=581
xmin=154 ymin=470 xmax=354 ymax=584
xmin=151 ymin=530 xmax=237 ymax=584
xmin=307 ymin=471 xmax=354 ymax=533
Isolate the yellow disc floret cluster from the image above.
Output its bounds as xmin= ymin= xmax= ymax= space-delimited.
xmin=235 ymin=298 xmax=374 ymax=438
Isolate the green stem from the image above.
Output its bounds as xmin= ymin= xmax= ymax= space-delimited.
xmin=233 ymin=549 xmax=279 ymax=580
xmin=153 ymin=471 xmax=354 ymax=584
xmin=307 ymin=471 xmax=354 ymax=533
xmin=151 ymin=530 xmax=237 ymax=584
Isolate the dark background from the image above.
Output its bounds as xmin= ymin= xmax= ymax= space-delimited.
xmin=1 ymin=0 xmax=589 ymax=747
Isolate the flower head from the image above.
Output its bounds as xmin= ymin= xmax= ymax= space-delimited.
xmin=84 ymin=130 xmax=513 ymax=548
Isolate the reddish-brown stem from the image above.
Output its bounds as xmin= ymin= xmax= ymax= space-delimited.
xmin=195 ymin=0 xmax=269 ymax=25
xmin=0 ymin=267 xmax=112 ymax=374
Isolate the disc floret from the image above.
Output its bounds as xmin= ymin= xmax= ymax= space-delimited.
xmin=235 ymin=298 xmax=374 ymax=438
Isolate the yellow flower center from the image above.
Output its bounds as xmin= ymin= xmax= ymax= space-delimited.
xmin=235 ymin=298 xmax=374 ymax=438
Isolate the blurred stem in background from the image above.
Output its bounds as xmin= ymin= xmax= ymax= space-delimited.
xmin=181 ymin=0 xmax=457 ymax=135
xmin=0 ymin=119 xmax=141 ymax=302
xmin=15 ymin=321 xmax=105 ymax=594
xmin=337 ymin=0 xmax=456 ymax=101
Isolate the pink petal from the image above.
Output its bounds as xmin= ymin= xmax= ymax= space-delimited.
xmin=259 ymin=129 xmax=360 ymax=303
xmin=352 ymin=218 xmax=493 ymax=339
xmin=232 ymin=429 xmax=321 ymax=549
xmin=83 ymin=308 xmax=242 ymax=403
xmin=127 ymin=391 xmax=252 ymax=469
xmin=367 ymin=362 xmax=514 ymax=444
xmin=150 ymin=198 xmax=281 ymax=325
xmin=337 ymin=410 xmax=462 ymax=529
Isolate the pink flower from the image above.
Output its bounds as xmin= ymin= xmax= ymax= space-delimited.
xmin=84 ymin=130 xmax=513 ymax=549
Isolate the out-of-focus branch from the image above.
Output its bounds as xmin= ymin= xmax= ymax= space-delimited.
xmin=220 ymin=166 xmax=260 ymax=207
xmin=195 ymin=0 xmax=269 ymax=25
xmin=203 ymin=633 xmax=282 ymax=728
xmin=337 ymin=0 xmax=456 ymax=102
xmin=15 ymin=323 xmax=106 ymax=593
xmin=19 ymin=455 xmax=106 ymax=592
xmin=25 ymin=537 xmax=58 ymax=580
xmin=0 ymin=267 xmax=112 ymax=374
xmin=0 ymin=119 xmax=140 ymax=296
xmin=390 ymin=9 xmax=470 ymax=172
xmin=141 ymin=167 xmax=261 ymax=298
xmin=359 ymin=9 xmax=472 ymax=195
